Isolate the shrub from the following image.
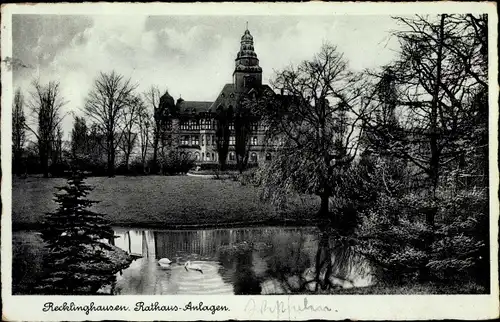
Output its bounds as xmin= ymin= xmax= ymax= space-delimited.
xmin=355 ymin=192 xmax=433 ymax=284
xmin=71 ymin=156 xmax=108 ymax=177
xmin=48 ymin=161 xmax=71 ymax=177
xmin=354 ymin=156 xmax=489 ymax=289
xmin=239 ymin=167 xmax=260 ymax=186
xmin=428 ymin=187 xmax=489 ymax=288
xmin=161 ymin=152 xmax=195 ymax=175
xmin=197 ymin=163 xmax=257 ymax=172
xmin=129 ymin=160 xmax=147 ymax=176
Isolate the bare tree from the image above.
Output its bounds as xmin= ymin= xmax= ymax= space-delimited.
xmin=12 ymin=88 xmax=26 ymax=176
xmin=137 ymin=101 xmax=152 ymax=173
xmin=362 ymin=14 xmax=488 ymax=226
xmin=27 ymin=80 xmax=66 ymax=178
xmin=255 ymin=43 xmax=368 ymax=219
xmin=84 ymin=71 xmax=137 ymax=177
xmin=144 ymin=85 xmax=172 ymax=174
xmin=52 ymin=125 xmax=63 ymax=167
xmin=71 ymin=116 xmax=89 ymax=160
xmin=118 ymin=95 xmax=142 ymax=170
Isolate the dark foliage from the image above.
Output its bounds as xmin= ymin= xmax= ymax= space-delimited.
xmin=160 ymin=152 xmax=195 ymax=175
xmin=36 ymin=174 xmax=118 ymax=294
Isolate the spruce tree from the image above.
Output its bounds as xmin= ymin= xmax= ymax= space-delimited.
xmin=36 ymin=173 xmax=117 ymax=294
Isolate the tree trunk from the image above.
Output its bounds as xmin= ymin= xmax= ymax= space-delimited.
xmin=142 ymin=153 xmax=147 ymax=174
xmin=419 ymin=14 xmax=446 ymax=283
xmin=107 ymin=137 xmax=115 ymax=177
xmin=125 ymin=153 xmax=130 ymax=171
xmin=152 ymin=134 xmax=159 ymax=174
xmin=426 ymin=14 xmax=445 ymax=227
xmin=40 ymin=143 xmax=49 ymax=178
xmin=319 ymin=182 xmax=331 ymax=219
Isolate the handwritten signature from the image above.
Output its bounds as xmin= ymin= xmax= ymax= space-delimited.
xmin=244 ymin=296 xmax=333 ymax=319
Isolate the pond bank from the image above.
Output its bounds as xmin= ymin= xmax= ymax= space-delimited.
xmin=12 ymin=218 xmax=319 ymax=232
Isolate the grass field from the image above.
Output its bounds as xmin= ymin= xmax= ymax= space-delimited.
xmin=12 ymin=175 xmax=319 ymax=230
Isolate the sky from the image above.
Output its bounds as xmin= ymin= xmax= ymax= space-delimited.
xmin=12 ymin=14 xmax=402 ymax=137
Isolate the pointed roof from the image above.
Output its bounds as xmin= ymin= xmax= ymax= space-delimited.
xmin=159 ymin=90 xmax=178 ymax=117
xmin=234 ymin=28 xmax=262 ymax=74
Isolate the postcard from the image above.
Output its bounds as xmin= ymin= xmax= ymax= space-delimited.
xmin=1 ymin=2 xmax=498 ymax=320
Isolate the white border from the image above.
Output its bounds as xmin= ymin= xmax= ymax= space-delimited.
xmin=1 ymin=2 xmax=498 ymax=321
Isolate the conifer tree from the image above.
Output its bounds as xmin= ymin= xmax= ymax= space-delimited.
xmin=37 ymin=173 xmax=117 ymax=294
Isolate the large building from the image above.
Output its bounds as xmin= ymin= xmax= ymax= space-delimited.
xmin=159 ymin=28 xmax=276 ymax=165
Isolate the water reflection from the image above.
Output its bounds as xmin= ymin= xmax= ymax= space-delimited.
xmin=111 ymin=226 xmax=376 ymax=295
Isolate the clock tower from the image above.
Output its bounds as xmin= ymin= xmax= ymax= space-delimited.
xmin=233 ymin=27 xmax=262 ymax=94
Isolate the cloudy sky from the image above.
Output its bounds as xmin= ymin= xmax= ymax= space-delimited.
xmin=12 ymin=14 xmax=401 ymax=136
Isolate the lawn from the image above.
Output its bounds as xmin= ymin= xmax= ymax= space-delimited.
xmin=11 ymin=175 xmax=319 ymax=230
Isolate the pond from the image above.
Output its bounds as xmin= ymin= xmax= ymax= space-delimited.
xmin=12 ymin=226 xmax=377 ymax=295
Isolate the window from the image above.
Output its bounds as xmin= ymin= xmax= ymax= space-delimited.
xmin=180 ymin=121 xmax=188 ymax=130
xmin=212 ymin=152 xmax=215 ymax=161
xmin=229 ymin=136 xmax=235 ymax=146
xmin=192 ymin=135 xmax=199 ymax=145
xmin=206 ymin=153 xmax=211 ymax=161
xmin=201 ymin=135 xmax=204 ymax=146
xmin=229 ymin=152 xmax=235 ymax=161
xmin=181 ymin=136 xmax=189 ymax=145
xmin=207 ymin=135 xmax=210 ymax=146
xmin=212 ymin=135 xmax=216 ymax=146
xmin=251 ymin=122 xmax=258 ymax=131
xmin=229 ymin=122 xmax=234 ymax=130
xmin=194 ymin=152 xmax=199 ymax=161
xmin=251 ymin=136 xmax=258 ymax=145
xmin=202 ymin=152 xmax=204 ymax=160
xmin=265 ymin=153 xmax=272 ymax=161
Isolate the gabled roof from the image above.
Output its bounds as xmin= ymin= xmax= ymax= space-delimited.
xmin=210 ymin=83 xmax=276 ymax=111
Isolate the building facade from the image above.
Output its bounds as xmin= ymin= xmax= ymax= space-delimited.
xmin=159 ymin=28 xmax=275 ymax=165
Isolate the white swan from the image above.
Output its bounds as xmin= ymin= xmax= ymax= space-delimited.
xmin=158 ymin=258 xmax=172 ymax=268
xmin=184 ymin=261 xmax=203 ymax=274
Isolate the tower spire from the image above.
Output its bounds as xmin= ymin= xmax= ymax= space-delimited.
xmin=233 ymin=27 xmax=262 ymax=93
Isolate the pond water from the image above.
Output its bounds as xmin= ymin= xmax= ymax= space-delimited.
xmin=13 ymin=226 xmax=377 ymax=295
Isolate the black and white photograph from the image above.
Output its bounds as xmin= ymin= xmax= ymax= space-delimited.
xmin=1 ymin=2 xmax=498 ymax=321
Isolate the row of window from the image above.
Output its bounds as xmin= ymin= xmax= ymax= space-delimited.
xmin=179 ymin=120 xmax=260 ymax=131
xmin=226 ymin=152 xmax=272 ymax=162
xmin=181 ymin=135 xmax=259 ymax=146
xmin=180 ymin=120 xmax=211 ymax=130
xmin=187 ymin=152 xmax=272 ymax=162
